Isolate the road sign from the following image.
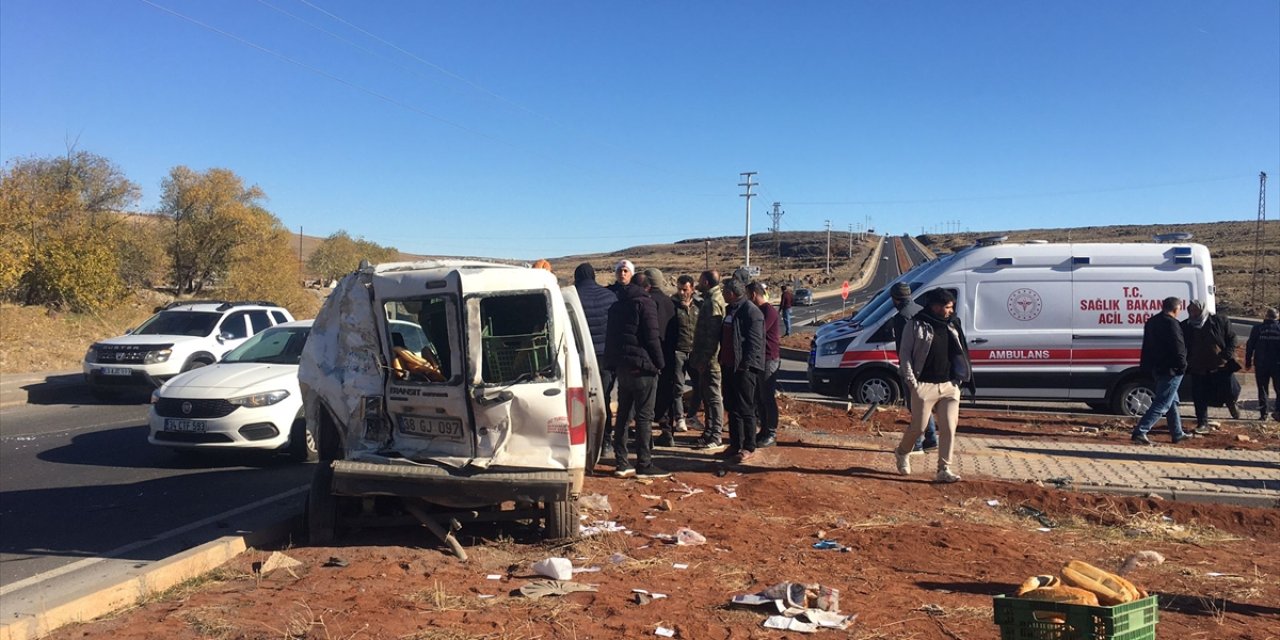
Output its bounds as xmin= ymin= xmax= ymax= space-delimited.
xmin=841 ymin=281 xmax=850 ymax=300
xmin=741 ymin=265 xmax=761 ymax=277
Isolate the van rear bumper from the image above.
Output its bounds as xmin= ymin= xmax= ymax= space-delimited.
xmin=330 ymin=460 xmax=572 ymax=505
xmin=808 ymin=367 xmax=855 ymax=398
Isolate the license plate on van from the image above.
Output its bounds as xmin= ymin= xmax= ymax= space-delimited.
xmin=164 ymin=419 xmax=206 ymax=433
xmin=397 ymin=415 xmax=463 ymax=439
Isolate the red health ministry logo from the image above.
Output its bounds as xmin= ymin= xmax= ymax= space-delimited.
xmin=1007 ymin=288 xmax=1043 ymax=321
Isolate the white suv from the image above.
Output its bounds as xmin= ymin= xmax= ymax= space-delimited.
xmin=84 ymin=300 xmax=294 ymax=398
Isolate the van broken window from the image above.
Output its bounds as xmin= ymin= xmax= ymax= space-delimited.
xmin=385 ymin=298 xmax=453 ymax=383
xmin=479 ymin=293 xmax=556 ymax=384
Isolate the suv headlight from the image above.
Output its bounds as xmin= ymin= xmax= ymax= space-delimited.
xmin=228 ymin=390 xmax=290 ymax=407
xmin=144 ymin=349 xmax=172 ymax=364
xmin=85 ymin=345 xmax=99 ymax=364
xmin=818 ymin=337 xmax=855 ymax=357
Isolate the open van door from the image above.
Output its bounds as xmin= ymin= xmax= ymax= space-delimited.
xmin=562 ymin=286 xmax=608 ymax=472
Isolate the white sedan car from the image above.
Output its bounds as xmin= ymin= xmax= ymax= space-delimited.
xmin=148 ymin=320 xmax=315 ymax=460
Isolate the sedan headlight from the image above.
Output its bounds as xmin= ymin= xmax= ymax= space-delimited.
xmin=818 ymin=337 xmax=855 ymax=357
xmin=144 ymin=348 xmax=172 ymax=364
xmin=228 ymin=390 xmax=290 ymax=408
xmin=84 ymin=345 xmax=99 ymax=364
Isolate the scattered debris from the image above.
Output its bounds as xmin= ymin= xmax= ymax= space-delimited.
xmin=812 ymin=540 xmax=847 ymax=551
xmin=734 ymin=583 xmax=854 ymax=632
xmin=255 ymin=551 xmax=302 ymax=576
xmin=673 ymin=563 xmax=689 ymax=570
xmin=321 ymin=556 xmax=348 ymax=568
xmin=669 ymin=481 xmax=704 ymax=500
xmin=532 ymin=557 xmax=574 ymax=580
xmin=655 ymin=626 xmax=676 ymax=637
xmin=915 ymin=603 xmax=946 ymax=616
xmin=517 ymin=580 xmax=597 ymax=599
xmin=607 ymin=553 xmax=632 ymax=564
xmin=1046 ymin=476 xmax=1073 ymax=489
xmin=1119 ymin=551 xmax=1166 ymax=575
xmin=1236 ymin=434 xmax=1252 ymax=442
xmin=716 ymin=483 xmax=738 ymax=498
xmin=986 ymin=499 xmax=1000 ymax=507
xmin=486 ymin=574 xmax=503 ymax=580
xmin=579 ymin=493 xmax=612 ymax=511
xmin=658 ymin=499 xmax=674 ymax=511
xmin=1016 ymin=504 xmax=1058 ymax=528
xmin=580 ymin=520 xmax=628 ymax=536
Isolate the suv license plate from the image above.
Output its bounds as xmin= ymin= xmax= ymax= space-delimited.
xmin=164 ymin=419 xmax=207 ymax=433
xmin=103 ymin=367 xmax=131 ymax=376
xmin=397 ymin=415 xmax=464 ymax=439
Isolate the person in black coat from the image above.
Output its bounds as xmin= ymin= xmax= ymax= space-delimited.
xmin=574 ymin=262 xmax=619 ymax=446
xmin=718 ymin=278 xmax=764 ymax=464
xmin=1245 ymin=307 xmax=1280 ymax=421
xmin=1131 ymin=297 xmax=1194 ymax=445
xmin=604 ymin=279 xmax=668 ymax=478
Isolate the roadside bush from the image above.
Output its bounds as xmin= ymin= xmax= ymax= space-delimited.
xmin=220 ymin=206 xmax=321 ymax=318
xmin=20 ymin=227 xmax=126 ymax=312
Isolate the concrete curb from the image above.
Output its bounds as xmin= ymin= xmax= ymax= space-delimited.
xmin=1072 ymin=484 xmax=1280 ymax=509
xmin=0 ymin=515 xmax=300 ymax=640
xmin=0 ymin=371 xmax=86 ymax=409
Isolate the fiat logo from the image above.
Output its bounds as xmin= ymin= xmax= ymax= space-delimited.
xmin=182 ymin=402 xmax=192 ymax=415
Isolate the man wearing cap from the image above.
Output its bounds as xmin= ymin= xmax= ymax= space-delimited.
xmin=889 ymin=282 xmax=937 ymax=453
xmin=1245 ymin=307 xmax=1280 ymax=421
xmin=604 ymin=267 xmax=669 ymax=479
xmin=1182 ymin=300 xmax=1239 ymax=428
xmin=608 ymin=260 xmax=634 ymax=297
xmin=894 ymin=288 xmax=971 ymax=483
xmin=689 ymin=270 xmax=728 ymax=450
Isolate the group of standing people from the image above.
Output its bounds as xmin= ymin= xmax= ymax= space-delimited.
xmin=1131 ymin=300 xmax=1279 ymax=445
xmin=573 ymin=260 xmax=782 ymax=478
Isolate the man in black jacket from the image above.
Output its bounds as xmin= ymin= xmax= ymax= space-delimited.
xmin=1245 ymin=307 xmax=1280 ymax=421
xmin=718 ymin=279 xmax=765 ymax=464
xmin=604 ymin=276 xmax=669 ymax=478
xmin=1131 ymin=297 xmax=1194 ymax=445
xmin=1183 ymin=300 xmax=1239 ymax=427
xmin=574 ymin=262 xmax=619 ymax=451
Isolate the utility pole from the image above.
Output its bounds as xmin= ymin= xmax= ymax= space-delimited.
xmin=848 ymin=224 xmax=853 ymax=258
xmin=769 ymin=202 xmax=785 ymax=259
xmin=1251 ymin=171 xmax=1269 ymax=311
xmin=824 ymin=219 xmax=832 ymax=275
xmin=705 ymin=239 xmax=711 ymax=270
xmin=739 ymin=172 xmax=757 ymax=267
xmin=298 ymin=225 xmax=304 ymax=285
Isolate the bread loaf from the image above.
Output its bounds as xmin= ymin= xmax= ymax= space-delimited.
xmin=1061 ymin=560 xmax=1140 ymax=605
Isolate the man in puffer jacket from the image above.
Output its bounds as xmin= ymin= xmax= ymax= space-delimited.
xmin=574 ymin=262 xmax=619 ymax=446
xmin=604 ymin=276 xmax=668 ymax=479
xmin=894 ymin=288 xmax=971 ymax=483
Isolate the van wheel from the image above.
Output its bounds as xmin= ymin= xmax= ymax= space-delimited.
xmin=288 ymin=418 xmax=319 ymax=463
xmin=544 ymin=495 xmax=579 ymax=541
xmin=852 ymin=371 xmax=900 ymax=406
xmin=306 ymin=463 xmax=337 ymax=545
xmin=1111 ymin=380 xmax=1155 ymax=417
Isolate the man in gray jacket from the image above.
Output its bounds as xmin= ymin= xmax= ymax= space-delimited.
xmin=894 ymin=288 xmax=971 ymax=483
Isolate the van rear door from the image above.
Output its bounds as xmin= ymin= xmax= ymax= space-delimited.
xmin=379 ymin=270 xmax=477 ymax=468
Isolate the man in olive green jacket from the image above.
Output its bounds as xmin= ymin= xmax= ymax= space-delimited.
xmin=689 ymin=270 xmax=727 ymax=449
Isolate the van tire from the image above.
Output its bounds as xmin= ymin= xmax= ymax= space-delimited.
xmin=1111 ymin=379 xmax=1155 ymax=417
xmin=852 ymin=370 xmax=900 ymax=406
xmin=288 ymin=417 xmax=319 ymax=463
xmin=544 ymin=495 xmax=579 ymax=541
xmin=306 ymin=463 xmax=338 ymax=545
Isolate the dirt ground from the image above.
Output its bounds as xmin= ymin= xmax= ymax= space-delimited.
xmin=47 ymin=399 xmax=1280 ymax=640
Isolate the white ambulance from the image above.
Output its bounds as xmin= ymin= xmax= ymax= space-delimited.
xmin=808 ymin=237 xmax=1215 ymax=416
xmin=299 ymin=261 xmax=607 ymax=546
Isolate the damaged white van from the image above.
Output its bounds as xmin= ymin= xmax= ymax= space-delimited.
xmin=808 ymin=238 xmax=1215 ymax=417
xmin=298 ymin=261 xmax=607 ymax=548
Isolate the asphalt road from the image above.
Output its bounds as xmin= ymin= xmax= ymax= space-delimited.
xmin=791 ymin=236 xmax=914 ymax=327
xmin=0 ymin=391 xmax=312 ymax=586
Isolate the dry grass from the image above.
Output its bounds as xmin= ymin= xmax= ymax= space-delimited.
xmin=180 ymin=605 xmax=241 ymax=638
xmin=0 ymin=299 xmax=155 ymax=372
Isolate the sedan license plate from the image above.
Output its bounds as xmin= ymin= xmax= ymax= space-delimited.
xmin=164 ymin=419 xmax=206 ymax=433
xmin=397 ymin=415 xmax=463 ymax=439
xmin=103 ymin=367 xmax=131 ymax=376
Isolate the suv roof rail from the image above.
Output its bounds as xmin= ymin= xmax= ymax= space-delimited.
xmin=162 ymin=299 xmax=229 ymax=310
xmin=973 ymin=235 xmax=1008 ymax=247
xmin=215 ymin=300 xmax=281 ymax=311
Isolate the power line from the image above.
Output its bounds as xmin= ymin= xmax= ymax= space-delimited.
xmin=784 ymin=174 xmax=1253 ymax=206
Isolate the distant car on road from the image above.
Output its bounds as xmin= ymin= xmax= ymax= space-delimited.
xmin=148 ymin=320 xmax=314 ymax=461
xmin=794 ymin=288 xmax=814 ymax=306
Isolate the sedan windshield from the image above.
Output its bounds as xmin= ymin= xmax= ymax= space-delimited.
xmin=133 ymin=311 xmax=222 ymax=336
xmin=221 ymin=327 xmax=310 ymax=365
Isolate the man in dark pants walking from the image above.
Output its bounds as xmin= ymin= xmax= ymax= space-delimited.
xmin=1245 ymin=307 xmax=1280 ymax=421
xmin=719 ymin=279 xmax=764 ymax=464
xmin=574 ymin=262 xmax=619 ymax=460
xmin=747 ymin=282 xmax=780 ymax=448
xmin=780 ymin=284 xmax=795 ymax=336
xmin=1182 ymin=300 xmax=1239 ymax=429
xmin=889 ymin=283 xmax=938 ymax=453
xmin=604 ymin=273 xmax=669 ymax=478
xmin=1132 ymin=297 xmax=1195 ymax=445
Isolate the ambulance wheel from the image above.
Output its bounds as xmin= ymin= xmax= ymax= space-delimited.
xmin=852 ymin=371 xmax=900 ymax=406
xmin=544 ymin=495 xmax=580 ymax=541
xmin=1112 ymin=380 xmax=1155 ymax=417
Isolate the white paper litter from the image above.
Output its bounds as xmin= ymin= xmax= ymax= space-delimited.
xmin=486 ymin=574 xmax=503 ymax=580
xmin=764 ymin=615 xmax=818 ymax=633
xmin=732 ymin=594 xmax=775 ymax=606
xmin=646 ymin=515 xmax=657 ymax=519
xmin=673 ymin=563 xmax=689 ymax=570
xmin=715 ymin=483 xmax=738 ymax=499
xmin=532 ymin=558 xmax=573 ymax=580
xmin=1037 ymin=527 xmax=1052 ymax=532
xmin=655 ymin=627 xmax=676 ymax=638
xmin=478 ymin=594 xmax=495 ymax=599
xmin=580 ymin=520 xmax=628 ymax=536
xmin=641 ymin=494 xmax=662 ymax=500
xmin=986 ymin=499 xmax=1000 ymax=507
xmin=572 ymin=566 xmax=602 ymax=574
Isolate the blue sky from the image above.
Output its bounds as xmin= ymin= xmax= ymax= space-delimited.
xmin=2 ymin=1 xmax=1277 ymax=260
